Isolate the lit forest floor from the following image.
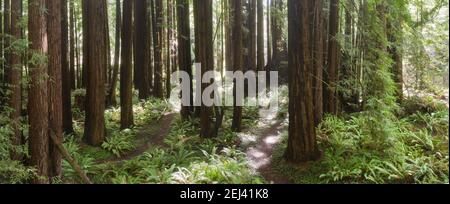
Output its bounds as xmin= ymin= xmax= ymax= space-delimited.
xmin=55 ymin=86 xmax=449 ymax=184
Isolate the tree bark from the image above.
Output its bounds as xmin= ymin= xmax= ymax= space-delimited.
xmin=312 ymin=0 xmax=324 ymax=125
xmin=9 ymin=0 xmax=22 ymax=161
xmin=47 ymin=0 xmax=64 ymax=178
xmin=120 ymin=0 xmax=134 ymax=129
xmin=324 ymin=0 xmax=340 ymax=115
xmin=153 ymin=0 xmax=164 ymax=98
xmin=285 ymin=0 xmax=320 ymax=163
xmin=194 ymin=0 xmax=214 ymax=138
xmin=231 ymin=0 xmax=243 ymax=132
xmin=83 ymin=0 xmax=107 ymax=146
xmin=177 ymin=0 xmax=193 ymax=119
xmin=257 ymin=0 xmax=264 ymax=73
xmin=62 ymin=0 xmax=74 ymax=135
xmin=134 ymin=0 xmax=151 ymax=100
xmin=108 ymin=0 xmax=121 ymax=107
xmin=28 ymin=0 xmax=50 ymax=183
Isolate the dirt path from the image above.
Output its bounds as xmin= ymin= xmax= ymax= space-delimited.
xmin=243 ymin=108 xmax=291 ymax=184
xmin=97 ymin=113 xmax=176 ymax=164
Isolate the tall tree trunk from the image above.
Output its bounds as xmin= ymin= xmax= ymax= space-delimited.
xmin=257 ymin=0 xmax=264 ymax=73
xmin=84 ymin=0 xmax=107 ymax=146
xmin=9 ymin=0 xmax=22 ymax=160
xmin=231 ymin=0 xmax=243 ymax=132
xmin=81 ymin=0 xmax=89 ymax=88
xmin=28 ymin=0 xmax=50 ymax=183
xmin=166 ymin=0 xmax=173 ymax=98
xmin=108 ymin=0 xmax=121 ymax=107
xmin=248 ymin=0 xmax=257 ymax=73
xmin=177 ymin=0 xmax=193 ymax=119
xmin=69 ymin=0 xmax=76 ymax=90
xmin=120 ymin=0 xmax=134 ymax=129
xmin=285 ymin=0 xmax=320 ymax=163
xmin=324 ymin=0 xmax=339 ymax=115
xmin=312 ymin=0 xmax=324 ymax=125
xmin=4 ymin=0 xmax=10 ymax=80
xmin=152 ymin=0 xmax=164 ymax=98
xmin=62 ymin=0 xmax=74 ymax=135
xmin=47 ymin=0 xmax=63 ymax=178
xmin=134 ymin=0 xmax=150 ymax=100
xmin=194 ymin=0 xmax=214 ymax=138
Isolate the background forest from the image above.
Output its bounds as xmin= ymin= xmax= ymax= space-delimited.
xmin=0 ymin=0 xmax=448 ymax=184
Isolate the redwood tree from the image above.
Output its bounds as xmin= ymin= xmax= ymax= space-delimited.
xmin=83 ymin=0 xmax=108 ymax=146
xmin=324 ymin=0 xmax=340 ymax=115
xmin=62 ymin=0 xmax=74 ymax=135
xmin=120 ymin=0 xmax=134 ymax=129
xmin=47 ymin=0 xmax=63 ymax=177
xmin=9 ymin=0 xmax=22 ymax=160
xmin=194 ymin=0 xmax=214 ymax=138
xmin=28 ymin=0 xmax=50 ymax=183
xmin=285 ymin=0 xmax=320 ymax=163
xmin=177 ymin=0 xmax=193 ymax=119
xmin=231 ymin=0 xmax=243 ymax=132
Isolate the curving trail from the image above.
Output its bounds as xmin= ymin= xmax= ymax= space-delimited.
xmin=96 ymin=113 xmax=176 ymax=164
xmin=244 ymin=108 xmax=291 ymax=184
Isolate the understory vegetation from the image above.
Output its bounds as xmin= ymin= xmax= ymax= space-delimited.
xmin=273 ymin=94 xmax=449 ymax=184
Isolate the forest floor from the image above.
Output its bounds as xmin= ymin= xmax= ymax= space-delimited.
xmin=241 ymin=107 xmax=291 ymax=184
xmin=95 ymin=112 xmax=176 ymax=164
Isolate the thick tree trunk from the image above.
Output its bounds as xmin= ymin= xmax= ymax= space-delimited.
xmin=28 ymin=0 xmax=50 ymax=183
xmin=62 ymin=0 xmax=74 ymax=135
xmin=134 ymin=0 xmax=151 ymax=100
xmin=194 ymin=0 xmax=214 ymax=138
xmin=83 ymin=0 xmax=107 ymax=146
xmin=324 ymin=0 xmax=339 ymax=115
xmin=177 ymin=0 xmax=193 ymax=119
xmin=231 ymin=0 xmax=243 ymax=132
xmin=9 ymin=0 xmax=22 ymax=160
xmin=47 ymin=0 xmax=63 ymax=178
xmin=120 ymin=0 xmax=134 ymax=129
xmin=285 ymin=0 xmax=320 ymax=163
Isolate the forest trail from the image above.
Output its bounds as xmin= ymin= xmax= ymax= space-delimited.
xmin=243 ymin=108 xmax=291 ymax=184
xmin=97 ymin=113 xmax=176 ymax=164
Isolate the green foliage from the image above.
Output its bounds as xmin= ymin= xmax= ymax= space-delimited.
xmin=61 ymin=137 xmax=97 ymax=183
xmin=0 ymin=112 xmax=36 ymax=184
xmin=101 ymin=129 xmax=136 ymax=158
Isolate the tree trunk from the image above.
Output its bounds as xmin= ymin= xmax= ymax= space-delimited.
xmin=312 ymin=0 xmax=324 ymax=125
xmin=257 ymin=0 xmax=264 ymax=73
xmin=69 ymin=0 xmax=76 ymax=90
xmin=47 ymin=0 xmax=63 ymax=178
xmin=134 ymin=0 xmax=150 ymax=100
xmin=81 ymin=0 xmax=89 ymax=88
xmin=324 ymin=0 xmax=339 ymax=115
xmin=108 ymin=0 xmax=121 ymax=107
xmin=285 ymin=0 xmax=320 ymax=163
xmin=152 ymin=0 xmax=164 ymax=98
xmin=120 ymin=0 xmax=134 ymax=129
xmin=28 ymin=0 xmax=50 ymax=183
xmin=83 ymin=0 xmax=107 ymax=146
xmin=62 ymin=0 xmax=74 ymax=135
xmin=194 ymin=0 xmax=214 ymax=138
xmin=9 ymin=0 xmax=22 ymax=160
xmin=231 ymin=0 xmax=243 ymax=132
xmin=177 ymin=0 xmax=193 ymax=119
